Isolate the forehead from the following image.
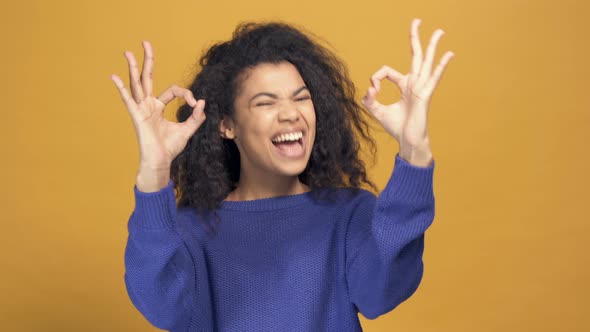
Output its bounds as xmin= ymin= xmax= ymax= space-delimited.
xmin=236 ymin=61 xmax=306 ymax=96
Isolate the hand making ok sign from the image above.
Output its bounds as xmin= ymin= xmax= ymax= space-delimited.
xmin=362 ymin=19 xmax=454 ymax=167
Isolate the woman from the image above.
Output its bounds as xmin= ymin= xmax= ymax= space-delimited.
xmin=111 ymin=18 xmax=453 ymax=332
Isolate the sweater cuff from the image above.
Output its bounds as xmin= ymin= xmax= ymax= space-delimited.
xmin=383 ymin=153 xmax=435 ymax=203
xmin=131 ymin=179 xmax=177 ymax=229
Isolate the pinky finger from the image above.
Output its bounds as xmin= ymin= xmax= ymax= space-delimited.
xmin=111 ymin=74 xmax=136 ymax=110
xmin=424 ymin=51 xmax=455 ymax=94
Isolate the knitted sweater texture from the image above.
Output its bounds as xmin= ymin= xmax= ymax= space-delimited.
xmin=124 ymin=154 xmax=435 ymax=331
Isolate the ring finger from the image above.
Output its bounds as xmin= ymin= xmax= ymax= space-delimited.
xmin=419 ymin=29 xmax=445 ymax=82
xmin=124 ymin=50 xmax=145 ymax=103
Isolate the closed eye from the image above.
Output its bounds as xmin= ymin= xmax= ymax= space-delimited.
xmin=295 ymin=96 xmax=311 ymax=101
xmin=255 ymin=101 xmax=274 ymax=107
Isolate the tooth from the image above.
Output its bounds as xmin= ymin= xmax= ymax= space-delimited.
xmin=273 ymin=132 xmax=305 ymax=143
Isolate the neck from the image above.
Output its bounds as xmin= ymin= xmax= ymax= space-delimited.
xmin=225 ymin=169 xmax=309 ymax=201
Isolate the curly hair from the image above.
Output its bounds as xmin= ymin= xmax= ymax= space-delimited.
xmin=171 ymin=21 xmax=376 ymax=218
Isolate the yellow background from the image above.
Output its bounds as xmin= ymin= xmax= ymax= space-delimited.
xmin=1 ymin=0 xmax=588 ymax=331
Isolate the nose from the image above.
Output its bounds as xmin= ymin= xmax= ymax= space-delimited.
xmin=277 ymin=101 xmax=300 ymax=122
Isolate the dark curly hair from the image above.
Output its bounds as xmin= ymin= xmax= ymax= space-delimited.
xmin=171 ymin=21 xmax=376 ymax=218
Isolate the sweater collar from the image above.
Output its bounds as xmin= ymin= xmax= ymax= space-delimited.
xmin=219 ymin=190 xmax=317 ymax=212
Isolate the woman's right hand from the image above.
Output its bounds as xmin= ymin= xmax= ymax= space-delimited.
xmin=111 ymin=41 xmax=206 ymax=175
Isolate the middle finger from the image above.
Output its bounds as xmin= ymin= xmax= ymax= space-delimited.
xmin=140 ymin=41 xmax=154 ymax=97
xmin=419 ymin=29 xmax=445 ymax=81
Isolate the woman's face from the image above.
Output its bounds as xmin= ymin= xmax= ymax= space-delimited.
xmin=222 ymin=61 xmax=316 ymax=179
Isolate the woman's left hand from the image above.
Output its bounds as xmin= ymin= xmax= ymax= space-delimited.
xmin=362 ymin=18 xmax=454 ymax=167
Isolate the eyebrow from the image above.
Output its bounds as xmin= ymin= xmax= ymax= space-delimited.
xmin=249 ymin=86 xmax=309 ymax=103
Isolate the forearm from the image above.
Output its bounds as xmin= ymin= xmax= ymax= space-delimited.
xmin=125 ymin=225 xmax=194 ymax=330
xmin=124 ymin=181 xmax=194 ymax=330
xmin=346 ymin=153 xmax=435 ymax=318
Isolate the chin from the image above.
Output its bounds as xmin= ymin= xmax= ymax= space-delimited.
xmin=273 ymin=159 xmax=310 ymax=177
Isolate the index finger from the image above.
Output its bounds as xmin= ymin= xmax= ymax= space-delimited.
xmin=157 ymin=85 xmax=198 ymax=106
xmin=370 ymin=65 xmax=404 ymax=92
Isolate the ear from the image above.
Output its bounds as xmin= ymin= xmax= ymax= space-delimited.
xmin=219 ymin=116 xmax=236 ymax=139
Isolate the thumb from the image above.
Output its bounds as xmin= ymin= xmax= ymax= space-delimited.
xmin=183 ymin=99 xmax=206 ymax=138
xmin=362 ymin=87 xmax=381 ymax=114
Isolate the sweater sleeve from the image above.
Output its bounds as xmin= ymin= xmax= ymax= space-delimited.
xmin=345 ymin=153 xmax=435 ymax=319
xmin=124 ymin=179 xmax=195 ymax=331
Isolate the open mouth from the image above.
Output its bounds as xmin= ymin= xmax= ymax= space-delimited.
xmin=271 ymin=131 xmax=305 ymax=158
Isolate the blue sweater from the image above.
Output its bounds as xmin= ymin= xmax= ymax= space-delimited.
xmin=124 ymin=154 xmax=435 ymax=331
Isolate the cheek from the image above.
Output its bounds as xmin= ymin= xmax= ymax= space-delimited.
xmin=236 ymin=117 xmax=273 ymax=148
xmin=306 ymin=106 xmax=317 ymax=131
xmin=304 ymin=108 xmax=317 ymax=147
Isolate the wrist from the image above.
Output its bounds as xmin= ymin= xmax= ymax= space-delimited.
xmin=399 ymin=141 xmax=433 ymax=167
xmin=136 ymin=166 xmax=171 ymax=193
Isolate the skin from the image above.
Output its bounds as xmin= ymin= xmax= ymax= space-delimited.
xmin=362 ymin=18 xmax=454 ymax=167
xmin=220 ymin=62 xmax=316 ymax=201
xmin=110 ymin=41 xmax=206 ymax=193
xmin=110 ymin=18 xmax=453 ymax=195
